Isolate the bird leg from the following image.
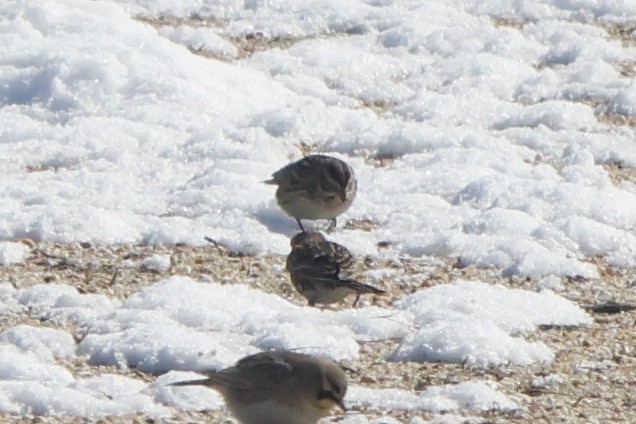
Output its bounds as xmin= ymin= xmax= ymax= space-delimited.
xmin=326 ymin=218 xmax=337 ymax=232
xmin=296 ymin=219 xmax=306 ymax=232
xmin=352 ymin=293 xmax=361 ymax=307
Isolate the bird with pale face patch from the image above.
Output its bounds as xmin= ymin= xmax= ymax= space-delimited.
xmin=170 ymin=350 xmax=347 ymax=424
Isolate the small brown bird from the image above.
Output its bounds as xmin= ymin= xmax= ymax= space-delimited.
xmin=286 ymin=231 xmax=385 ymax=307
xmin=265 ymin=155 xmax=357 ymax=231
xmin=170 ymin=350 xmax=347 ymax=424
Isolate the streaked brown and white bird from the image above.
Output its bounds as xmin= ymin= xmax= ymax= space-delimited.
xmin=265 ymin=155 xmax=357 ymax=231
xmin=286 ymin=231 xmax=385 ymax=307
xmin=170 ymin=350 xmax=347 ymax=424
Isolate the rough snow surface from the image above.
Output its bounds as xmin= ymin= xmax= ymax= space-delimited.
xmin=348 ymin=381 xmax=519 ymax=412
xmin=391 ymin=280 xmax=592 ymax=365
xmin=139 ymin=254 xmax=172 ymax=273
xmin=0 ymin=0 xmax=631 ymax=420
xmin=0 ymin=242 xmax=30 ymax=266
xmin=0 ymin=275 xmax=590 ymax=417
xmin=0 ymin=0 xmax=634 ymax=275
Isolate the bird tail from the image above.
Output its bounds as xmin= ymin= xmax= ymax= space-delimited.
xmin=170 ymin=370 xmax=252 ymax=390
xmin=346 ymin=280 xmax=385 ymax=294
xmin=170 ymin=378 xmax=212 ymax=387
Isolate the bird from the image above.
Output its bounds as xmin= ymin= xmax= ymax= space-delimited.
xmin=286 ymin=231 xmax=385 ymax=307
xmin=265 ymin=154 xmax=357 ymax=232
xmin=170 ymin=350 xmax=347 ymax=424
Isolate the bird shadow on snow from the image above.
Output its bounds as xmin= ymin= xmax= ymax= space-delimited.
xmin=253 ymin=208 xmax=331 ymax=238
xmin=253 ymin=208 xmax=301 ymax=238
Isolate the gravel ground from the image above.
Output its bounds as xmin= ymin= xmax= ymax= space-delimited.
xmin=2 ymin=9 xmax=634 ymax=424
xmin=1 ymin=240 xmax=634 ymax=424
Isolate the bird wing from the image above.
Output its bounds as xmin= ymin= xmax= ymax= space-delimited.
xmin=233 ymin=351 xmax=299 ymax=388
xmin=272 ymin=158 xmax=317 ymax=188
xmin=337 ymin=279 xmax=385 ymax=294
xmin=326 ymin=241 xmax=354 ymax=269
xmin=287 ymin=245 xmax=342 ymax=289
xmin=183 ymin=352 xmax=296 ymax=392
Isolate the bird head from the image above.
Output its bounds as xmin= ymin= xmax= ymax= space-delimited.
xmin=290 ymin=231 xmax=327 ymax=248
xmin=314 ymin=362 xmax=347 ymax=412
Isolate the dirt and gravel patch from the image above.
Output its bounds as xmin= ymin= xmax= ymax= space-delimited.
xmin=1 ymin=240 xmax=634 ymax=423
